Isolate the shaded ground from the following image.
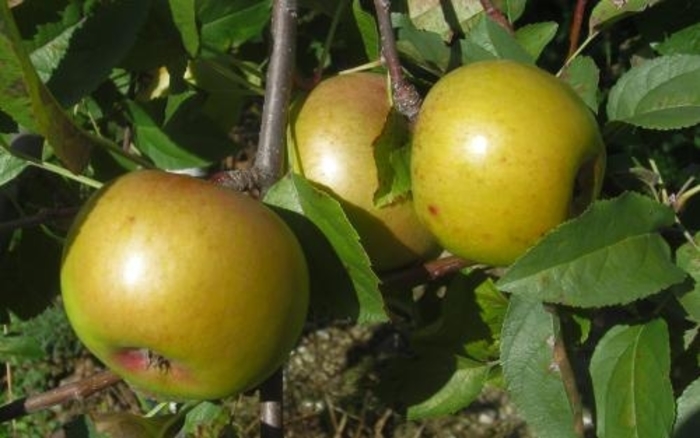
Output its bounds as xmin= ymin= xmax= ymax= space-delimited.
xmin=1 ymin=305 xmax=531 ymax=437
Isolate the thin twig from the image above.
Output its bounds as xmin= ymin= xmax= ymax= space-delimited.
xmin=0 ymin=370 xmax=122 ymax=423
xmin=568 ymin=0 xmax=589 ymax=60
xmin=0 ymin=206 xmax=80 ymax=234
xmin=372 ymin=0 xmax=422 ymax=125
xmin=380 ymin=255 xmax=473 ymax=289
xmin=546 ymin=305 xmax=585 ymax=437
xmin=479 ymin=0 xmax=513 ymax=34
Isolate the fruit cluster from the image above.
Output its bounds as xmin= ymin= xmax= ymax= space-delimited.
xmin=60 ymin=59 xmax=605 ymax=401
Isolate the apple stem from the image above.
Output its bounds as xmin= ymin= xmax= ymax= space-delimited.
xmin=0 ymin=370 xmax=121 ymax=423
xmin=372 ymin=0 xmax=422 ymax=125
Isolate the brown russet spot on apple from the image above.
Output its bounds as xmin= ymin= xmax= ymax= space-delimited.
xmin=428 ymin=205 xmax=439 ymax=216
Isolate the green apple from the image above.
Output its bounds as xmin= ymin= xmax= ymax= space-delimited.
xmin=411 ymin=60 xmax=606 ymax=266
xmin=60 ymin=170 xmax=309 ymax=400
xmin=289 ymin=72 xmax=439 ymax=271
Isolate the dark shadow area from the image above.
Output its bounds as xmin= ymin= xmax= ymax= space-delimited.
xmin=269 ymin=206 xmax=359 ymax=323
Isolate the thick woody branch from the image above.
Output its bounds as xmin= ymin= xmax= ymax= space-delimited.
xmin=254 ymin=0 xmax=298 ymax=195
xmin=255 ymin=1 xmax=298 ymax=437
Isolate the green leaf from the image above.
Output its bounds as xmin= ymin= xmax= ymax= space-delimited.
xmin=559 ymin=55 xmax=600 ymax=113
xmin=31 ymin=0 xmax=152 ymax=107
xmin=169 ymin=0 xmax=199 ymax=57
xmin=407 ymin=0 xmax=484 ymax=40
xmin=198 ymin=0 xmax=272 ymax=54
xmin=500 ymin=296 xmax=579 ymax=438
xmin=91 ymin=412 xmax=181 ymax=437
xmin=407 ymin=355 xmax=491 ymax=420
xmin=125 ymin=100 xmax=211 ymax=170
xmin=0 ymin=5 xmax=39 ymax=132
xmin=0 ymin=1 xmax=96 ymax=173
xmin=589 ymin=0 xmax=666 ymax=32
xmin=515 ymin=21 xmax=558 ymax=61
xmin=373 ymin=109 xmax=410 ymax=207
xmin=412 ymin=271 xmax=501 ymax=361
xmin=654 ymin=22 xmax=700 ymax=56
xmin=0 ymin=333 xmax=43 ymax=361
xmin=352 ymin=0 xmax=379 ymax=61
xmin=675 ymin=235 xmax=700 ymax=323
xmin=590 ymin=319 xmax=674 ymax=438
xmin=475 ymin=277 xmax=509 ymax=345
xmin=395 ymin=14 xmax=454 ymax=75
xmin=495 ymin=0 xmax=526 ymax=22
xmin=264 ymin=173 xmax=387 ymax=324
xmin=0 ymin=148 xmax=27 ymax=187
xmin=0 ymin=227 xmax=62 ymax=320
xmin=606 ymin=54 xmax=700 ymax=130
xmin=182 ymin=401 xmax=229 ymax=435
xmin=675 ymin=376 xmax=700 ymax=437
xmin=461 ymin=16 xmax=533 ymax=64
xmin=498 ymin=192 xmax=687 ymax=308
xmin=377 ymin=345 xmax=491 ymax=420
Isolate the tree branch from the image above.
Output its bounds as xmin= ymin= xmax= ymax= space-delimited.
xmin=381 ymin=255 xmax=473 ymax=289
xmin=372 ymin=0 xmax=422 ymax=125
xmin=546 ymin=305 xmax=585 ymax=437
xmin=254 ymin=1 xmax=298 ymax=436
xmin=254 ymin=0 xmax=298 ymax=195
xmin=0 ymin=370 xmax=121 ymax=423
xmin=568 ymin=0 xmax=588 ymax=59
xmin=0 ymin=206 xmax=79 ymax=234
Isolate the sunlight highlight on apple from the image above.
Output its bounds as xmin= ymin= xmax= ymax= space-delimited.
xmin=122 ymin=252 xmax=146 ymax=288
xmin=468 ymin=134 xmax=489 ymax=157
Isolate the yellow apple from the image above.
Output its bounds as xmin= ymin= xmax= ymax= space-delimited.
xmin=289 ymin=72 xmax=439 ymax=271
xmin=411 ymin=60 xmax=606 ymax=266
xmin=60 ymin=170 xmax=309 ymax=400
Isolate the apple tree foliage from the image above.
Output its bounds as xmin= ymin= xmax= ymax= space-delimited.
xmin=1 ymin=0 xmax=700 ymax=436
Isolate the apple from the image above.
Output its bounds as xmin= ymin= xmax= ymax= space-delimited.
xmin=60 ymin=170 xmax=309 ymax=400
xmin=289 ymin=72 xmax=439 ymax=271
xmin=411 ymin=60 xmax=606 ymax=266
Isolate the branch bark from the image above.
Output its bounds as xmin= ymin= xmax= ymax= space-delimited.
xmin=255 ymin=1 xmax=298 ymax=436
xmin=372 ymin=0 xmax=422 ymax=125
xmin=380 ymin=255 xmax=473 ymax=289
xmin=0 ymin=370 xmax=121 ymax=423
xmin=568 ymin=0 xmax=589 ymax=59
xmin=254 ymin=0 xmax=298 ymax=195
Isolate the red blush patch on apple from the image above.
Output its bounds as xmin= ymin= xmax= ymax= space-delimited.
xmin=113 ymin=348 xmax=192 ymax=381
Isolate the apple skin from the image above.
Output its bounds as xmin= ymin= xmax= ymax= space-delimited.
xmin=411 ymin=60 xmax=606 ymax=266
xmin=289 ymin=73 xmax=440 ymax=271
xmin=60 ymin=170 xmax=309 ymax=401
